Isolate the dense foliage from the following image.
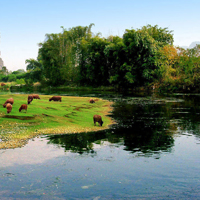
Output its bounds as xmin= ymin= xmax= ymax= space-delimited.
xmin=36 ymin=24 xmax=174 ymax=88
xmin=1 ymin=24 xmax=200 ymax=92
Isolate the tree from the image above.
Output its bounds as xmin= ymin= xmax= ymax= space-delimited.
xmin=12 ymin=69 xmax=25 ymax=75
xmin=104 ymin=36 xmax=126 ymax=88
xmin=140 ymin=24 xmax=173 ymax=46
xmin=25 ymin=58 xmax=44 ymax=83
xmin=38 ymin=24 xmax=96 ymax=86
xmin=156 ymin=45 xmax=178 ymax=83
xmin=7 ymin=74 xmax=16 ymax=82
xmin=0 ymin=66 xmax=8 ymax=75
xmin=79 ymin=36 xmax=110 ymax=86
xmin=176 ymin=44 xmax=200 ymax=88
xmin=122 ymin=25 xmax=174 ymax=88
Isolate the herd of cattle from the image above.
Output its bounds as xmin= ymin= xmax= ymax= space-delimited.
xmin=2 ymin=95 xmax=104 ymax=126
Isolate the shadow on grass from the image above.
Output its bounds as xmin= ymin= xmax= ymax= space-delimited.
xmin=2 ymin=115 xmax=35 ymax=120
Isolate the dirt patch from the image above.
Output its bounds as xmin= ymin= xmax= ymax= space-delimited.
xmin=45 ymin=107 xmax=57 ymax=110
xmin=74 ymin=106 xmax=91 ymax=111
xmin=64 ymin=112 xmax=77 ymax=117
xmin=3 ymin=115 xmax=35 ymax=120
xmin=42 ymin=113 xmax=53 ymax=117
xmin=74 ymin=107 xmax=83 ymax=111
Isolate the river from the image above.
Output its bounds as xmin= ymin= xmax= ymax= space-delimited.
xmin=0 ymin=91 xmax=200 ymax=199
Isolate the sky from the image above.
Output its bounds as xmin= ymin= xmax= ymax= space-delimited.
xmin=0 ymin=0 xmax=200 ymax=72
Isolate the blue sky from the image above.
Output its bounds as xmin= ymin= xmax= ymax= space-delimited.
xmin=0 ymin=0 xmax=200 ymax=71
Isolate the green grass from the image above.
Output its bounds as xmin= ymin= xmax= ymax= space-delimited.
xmin=0 ymin=94 xmax=114 ymax=149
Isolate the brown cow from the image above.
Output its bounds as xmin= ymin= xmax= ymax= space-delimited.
xmin=32 ymin=94 xmax=40 ymax=99
xmin=89 ymin=99 xmax=95 ymax=103
xmin=3 ymin=98 xmax=14 ymax=108
xmin=28 ymin=95 xmax=33 ymax=104
xmin=19 ymin=104 xmax=28 ymax=112
xmin=6 ymin=103 xmax=12 ymax=114
xmin=28 ymin=99 xmax=32 ymax=104
xmin=49 ymin=96 xmax=62 ymax=102
xmin=93 ymin=115 xmax=103 ymax=126
xmin=28 ymin=95 xmax=33 ymax=100
xmin=1 ymin=83 xmax=6 ymax=86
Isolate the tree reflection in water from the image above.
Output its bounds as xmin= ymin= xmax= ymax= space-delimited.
xmin=47 ymin=96 xmax=176 ymax=156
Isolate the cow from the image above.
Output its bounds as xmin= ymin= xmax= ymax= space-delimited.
xmin=28 ymin=99 xmax=32 ymax=104
xmin=6 ymin=103 xmax=12 ymax=114
xmin=93 ymin=115 xmax=103 ymax=126
xmin=28 ymin=95 xmax=33 ymax=104
xmin=89 ymin=99 xmax=95 ymax=103
xmin=19 ymin=104 xmax=28 ymax=112
xmin=49 ymin=96 xmax=62 ymax=102
xmin=32 ymin=94 xmax=40 ymax=99
xmin=3 ymin=98 xmax=14 ymax=108
xmin=1 ymin=83 xmax=6 ymax=86
xmin=28 ymin=95 xmax=33 ymax=100
xmin=27 ymin=95 xmax=33 ymax=104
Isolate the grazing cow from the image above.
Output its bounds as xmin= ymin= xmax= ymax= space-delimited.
xmin=28 ymin=95 xmax=33 ymax=100
xmin=32 ymin=94 xmax=40 ymax=99
xmin=19 ymin=104 xmax=28 ymax=112
xmin=3 ymin=98 xmax=14 ymax=108
xmin=28 ymin=99 xmax=32 ymax=104
xmin=93 ymin=115 xmax=103 ymax=126
xmin=89 ymin=99 xmax=95 ymax=103
xmin=6 ymin=103 xmax=12 ymax=114
xmin=1 ymin=83 xmax=6 ymax=86
xmin=49 ymin=96 xmax=62 ymax=102
xmin=28 ymin=95 xmax=33 ymax=104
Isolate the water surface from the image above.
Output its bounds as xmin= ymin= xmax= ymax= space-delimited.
xmin=1 ymin=92 xmax=200 ymax=199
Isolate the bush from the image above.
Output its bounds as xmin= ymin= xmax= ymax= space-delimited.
xmin=16 ymin=79 xmax=26 ymax=85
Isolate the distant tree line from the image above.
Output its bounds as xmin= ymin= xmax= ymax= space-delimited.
xmin=1 ymin=23 xmax=200 ymax=92
xmin=0 ymin=68 xmax=26 ymax=84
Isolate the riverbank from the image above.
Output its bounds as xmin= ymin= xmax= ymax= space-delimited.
xmin=0 ymin=94 xmax=114 ymax=149
xmin=9 ymin=83 xmax=200 ymax=94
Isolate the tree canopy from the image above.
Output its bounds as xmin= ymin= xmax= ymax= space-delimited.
xmin=2 ymin=23 xmax=200 ymax=92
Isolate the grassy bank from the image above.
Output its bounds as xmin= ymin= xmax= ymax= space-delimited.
xmin=0 ymin=94 xmax=114 ymax=149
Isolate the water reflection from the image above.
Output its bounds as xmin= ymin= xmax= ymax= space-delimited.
xmin=167 ymin=94 xmax=200 ymax=139
xmin=0 ymin=137 xmax=66 ymax=167
xmin=46 ymin=94 xmax=200 ymax=157
xmin=47 ymin=96 xmax=177 ymax=157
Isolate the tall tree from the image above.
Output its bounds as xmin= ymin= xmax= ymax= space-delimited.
xmin=25 ymin=58 xmax=44 ymax=82
xmin=79 ymin=36 xmax=110 ymax=86
xmin=122 ymin=25 xmax=174 ymax=88
xmin=38 ymin=24 xmax=95 ymax=86
xmin=104 ymin=36 xmax=126 ymax=88
xmin=156 ymin=45 xmax=178 ymax=83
